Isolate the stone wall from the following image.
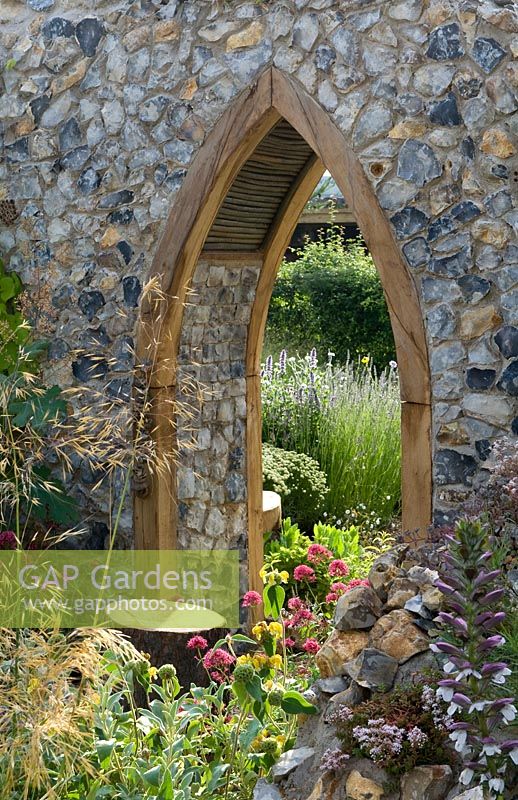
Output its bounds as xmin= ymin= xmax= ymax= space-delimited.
xmin=0 ymin=0 xmax=517 ymax=549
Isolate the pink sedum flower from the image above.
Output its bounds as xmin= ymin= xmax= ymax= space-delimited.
xmin=294 ymin=564 xmax=316 ymax=582
xmin=242 ymin=590 xmax=262 ymax=608
xmin=329 ymin=560 xmax=349 ymax=577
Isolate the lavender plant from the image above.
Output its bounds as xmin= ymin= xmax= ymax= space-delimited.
xmin=432 ymin=519 xmax=517 ymax=798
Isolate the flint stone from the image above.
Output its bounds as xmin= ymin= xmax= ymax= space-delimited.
xmin=368 ymin=548 xmax=407 ymax=601
xmin=401 ymin=765 xmax=453 ymax=800
xmin=77 ymin=167 xmax=100 ymax=195
xmin=59 ymin=117 xmax=82 ymax=151
xmin=463 ymin=393 xmax=513 ymax=425
xmin=466 ymin=368 xmax=496 ymax=390
xmin=430 ymin=246 xmax=471 ymax=277
xmin=472 ymin=37 xmax=506 ymax=74
xmin=426 ymin=24 xmax=464 ymax=61
xmin=345 ymin=647 xmax=398 ymax=691
xmin=78 ymin=290 xmax=105 ymax=321
xmin=316 ymin=630 xmax=369 ymax=676
xmin=429 ymin=92 xmax=462 ymax=126
xmin=497 ymin=360 xmax=518 ymax=396
xmin=476 ymin=440 xmax=491 ymax=461
xmin=484 ymin=189 xmax=513 ymax=218
xmin=315 ymin=44 xmax=336 ymax=72
xmin=369 ymin=609 xmax=430 ymax=663
xmin=394 ymin=650 xmax=439 ymax=687
xmin=353 ymin=103 xmax=392 ymax=146
xmin=406 ymin=565 xmax=439 ymax=589
xmin=331 ymin=27 xmax=358 ymax=66
xmin=99 ymin=190 xmax=135 ymax=209
xmin=428 ymin=215 xmax=455 ymax=242
xmin=458 ymin=275 xmax=491 ymax=303
xmin=60 ymin=145 xmax=90 ymax=170
xmin=414 ymin=64 xmax=455 ymax=96
xmin=427 ymin=305 xmax=456 ymax=339
xmin=403 ymin=237 xmax=431 ymax=268
xmin=293 ymin=14 xmax=319 ymax=50
xmin=253 ymin=779 xmax=282 ymax=800
xmin=397 ymin=140 xmax=442 ymax=187
xmin=435 ymin=449 xmax=477 ymax=485
xmin=272 ymin=747 xmax=315 ymax=782
xmin=76 ymin=18 xmax=104 ymax=57
xmin=327 ymin=681 xmax=367 ymax=710
xmin=42 ymin=17 xmax=75 ymax=39
xmin=390 ymin=207 xmax=429 ymax=238
xmin=314 ymin=676 xmax=348 ymax=694
xmin=346 ymin=770 xmax=384 ymax=800
xmin=386 ymin=578 xmax=420 ymax=609
xmin=460 ymin=305 xmax=502 ymax=339
xmin=403 ymin=594 xmax=434 ymax=619
xmin=72 ymin=355 xmax=108 ymax=382
xmin=495 ymin=326 xmax=518 ymax=358
xmin=377 ymin=178 xmax=418 ymax=211
xmin=333 ymin=586 xmax=383 ymax=631
xmin=28 ymin=0 xmax=54 ymax=8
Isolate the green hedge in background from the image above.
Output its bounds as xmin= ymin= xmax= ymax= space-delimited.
xmin=264 ymin=227 xmax=395 ymax=370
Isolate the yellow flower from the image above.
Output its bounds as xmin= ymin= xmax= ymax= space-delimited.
xmin=267 ymin=572 xmax=277 ymax=586
xmin=279 ymin=571 xmax=289 ymax=584
xmin=237 ymin=654 xmax=252 ymax=665
xmin=148 ymin=666 xmax=158 ymax=679
xmin=269 ymin=654 xmax=283 ymax=669
xmin=264 ymin=679 xmax=274 ymax=690
xmin=252 ymin=621 xmax=267 ymax=641
xmin=252 ymin=654 xmax=269 ymax=669
xmin=268 ymin=621 xmax=283 ymax=638
xmin=361 ymin=356 xmax=369 ymax=365
xmin=276 ymin=735 xmax=286 ymax=746
xmin=259 ymin=566 xmax=267 ymax=580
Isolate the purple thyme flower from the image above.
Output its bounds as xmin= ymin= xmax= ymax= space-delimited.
xmin=320 ymin=748 xmax=350 ymax=772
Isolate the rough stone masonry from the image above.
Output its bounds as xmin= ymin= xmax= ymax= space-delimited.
xmin=0 ymin=0 xmax=517 ymax=556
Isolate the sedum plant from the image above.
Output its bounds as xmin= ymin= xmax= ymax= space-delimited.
xmin=432 ymin=519 xmax=517 ymax=799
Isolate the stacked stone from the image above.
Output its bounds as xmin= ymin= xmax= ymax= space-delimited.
xmin=0 ymin=0 xmax=517 ymax=542
xmin=254 ymin=545 xmax=477 ymax=800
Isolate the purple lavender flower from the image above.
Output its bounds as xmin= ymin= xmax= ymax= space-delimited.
xmin=278 ymin=349 xmax=287 ymax=375
xmin=309 ymin=348 xmax=317 ymax=369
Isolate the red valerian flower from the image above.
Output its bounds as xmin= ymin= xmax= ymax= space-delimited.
xmin=186 ymin=635 xmax=209 ymax=651
xmin=302 ymin=638 xmax=320 ymax=654
xmin=329 ymin=559 xmax=349 ymax=577
xmin=242 ymin=590 xmax=262 ymax=607
xmin=294 ymin=564 xmax=316 ymax=582
xmin=0 ymin=531 xmax=17 ymax=550
xmin=307 ymin=543 xmax=333 ymax=563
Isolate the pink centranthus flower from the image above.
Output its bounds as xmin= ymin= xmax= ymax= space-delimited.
xmin=331 ymin=582 xmax=348 ymax=593
xmin=303 ymin=638 xmax=320 ymax=654
xmin=284 ymin=637 xmax=296 ymax=648
xmin=288 ymin=597 xmax=304 ymax=611
xmin=294 ymin=564 xmax=316 ymax=582
xmin=203 ymin=648 xmax=235 ymax=682
xmin=286 ymin=608 xmax=314 ymax=629
xmin=0 ymin=531 xmax=17 ymax=550
xmin=325 ymin=592 xmax=338 ymax=603
xmin=329 ymin=559 xmax=349 ymax=577
xmin=186 ymin=635 xmax=209 ymax=651
xmin=307 ymin=543 xmax=333 ymax=563
xmin=344 ymin=579 xmax=370 ymax=591
xmin=242 ymin=590 xmax=262 ymax=608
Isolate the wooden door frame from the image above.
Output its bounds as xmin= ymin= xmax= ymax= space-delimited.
xmin=135 ymin=68 xmax=432 ymax=591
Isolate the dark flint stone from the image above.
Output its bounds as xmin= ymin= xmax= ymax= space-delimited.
xmin=154 ymin=164 xmax=168 ymax=186
xmin=390 ymin=207 xmax=429 ymax=238
xmin=229 ymin=447 xmax=245 ymax=470
xmin=403 ymin=237 xmax=431 ymax=268
xmin=108 ymin=207 xmax=134 ymax=225
xmin=393 ymin=651 xmax=439 ymax=688
xmin=117 ymin=241 xmax=133 ymax=265
xmin=72 ymin=354 xmax=108 ymax=382
xmin=78 ymin=289 xmax=105 ymax=321
xmin=426 ymin=23 xmax=465 ymax=61
xmin=512 ymin=417 xmax=518 ymax=436
xmin=225 ymin=472 xmax=246 ymax=502
xmin=345 ymin=648 xmax=398 ymax=691
xmin=42 ymin=17 xmax=75 ymax=39
xmin=106 ymin=377 xmax=132 ymax=402
xmin=430 ymin=246 xmax=471 ymax=276
xmin=122 ymin=275 xmax=141 ymax=307
xmin=28 ymin=0 xmax=54 ymax=9
xmin=33 ymin=242 xmax=52 ymax=265
xmin=484 ymin=189 xmax=513 ymax=218
xmin=435 ymin=449 xmax=477 ymax=485
xmin=48 ymin=338 xmax=69 ymax=360
xmin=52 ymin=283 xmax=74 ymax=309
xmin=461 ymin=137 xmax=475 ymax=160
xmin=178 ymin=502 xmax=188 ymax=521
xmin=82 ymin=326 xmax=110 ymax=348
xmin=99 ymin=190 xmax=135 ymax=209
xmin=75 ymin=17 xmax=104 ymax=57
xmin=59 ymin=117 xmax=81 ymax=151
xmin=497 ymin=360 xmax=518 ymax=396
xmin=451 ymin=200 xmax=481 ymax=223
xmin=458 ymin=275 xmax=491 ymax=302
xmin=60 ymin=145 xmax=90 ymax=170
xmin=491 ymin=164 xmax=508 ymax=179
xmin=427 ymin=214 xmax=455 ymax=242
xmin=397 ymin=139 xmax=442 ymax=187
xmin=315 ymin=676 xmax=348 ymax=695
xmin=315 ymin=44 xmax=336 ymax=72
xmin=472 ymin=37 xmax=506 ymax=74
xmin=114 ymin=336 xmax=134 ymax=370
xmin=428 ymin=92 xmax=462 ymax=127
xmin=230 ymin=361 xmax=245 ymax=378
xmin=164 ymin=168 xmax=187 ymax=192
xmin=466 ymin=368 xmax=496 ymax=390
xmin=6 ymin=137 xmax=29 ymax=163
xmin=77 ymin=166 xmax=101 ymax=195
xmin=30 ymin=94 xmax=51 ymax=125
xmin=455 ymin=75 xmax=482 ymax=99
xmin=476 ymin=440 xmax=492 ymax=461
xmin=495 ymin=326 xmax=518 ymax=358
xmin=398 ymin=93 xmax=423 ymax=116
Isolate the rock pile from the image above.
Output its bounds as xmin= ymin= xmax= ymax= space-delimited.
xmin=253 ymin=545 xmax=477 ymax=800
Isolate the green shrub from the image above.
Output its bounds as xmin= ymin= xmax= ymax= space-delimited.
xmin=264 ymin=228 xmax=395 ymax=370
xmin=262 ymin=443 xmax=328 ymax=531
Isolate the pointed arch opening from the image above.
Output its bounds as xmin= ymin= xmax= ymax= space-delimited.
xmin=135 ymin=68 xmax=432 ymax=599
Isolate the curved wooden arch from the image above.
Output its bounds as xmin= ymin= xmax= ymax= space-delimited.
xmin=135 ymin=68 xmax=432 ymax=573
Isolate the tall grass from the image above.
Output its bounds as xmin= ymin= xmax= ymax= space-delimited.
xmin=261 ymin=350 xmax=401 ymax=524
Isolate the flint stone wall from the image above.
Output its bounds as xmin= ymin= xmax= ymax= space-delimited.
xmin=0 ymin=0 xmax=517 ymax=547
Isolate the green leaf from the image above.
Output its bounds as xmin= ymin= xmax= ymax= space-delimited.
xmin=143 ymin=765 xmax=162 ymax=787
xmin=95 ymin=738 xmax=116 ymax=765
xmin=281 ymin=690 xmax=318 ymax=715
xmin=243 ymin=674 xmax=264 ymax=704
xmin=263 ymin=583 xmax=285 ymax=618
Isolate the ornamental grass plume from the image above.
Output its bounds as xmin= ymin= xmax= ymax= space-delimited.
xmin=432 ymin=519 xmax=517 ymax=798
xmin=0 ymin=627 xmax=141 ymax=799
